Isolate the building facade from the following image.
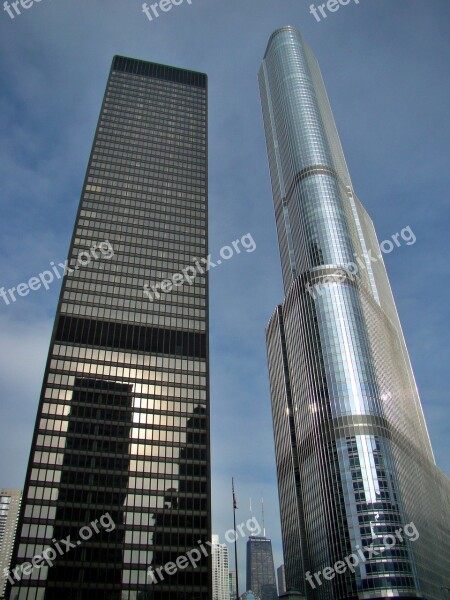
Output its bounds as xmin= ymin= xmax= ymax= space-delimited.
xmin=277 ymin=565 xmax=286 ymax=596
xmin=8 ymin=56 xmax=210 ymax=600
xmin=211 ymin=535 xmax=229 ymax=600
xmin=246 ymin=536 xmax=277 ymax=600
xmin=259 ymin=26 xmax=450 ymax=600
xmin=0 ymin=489 xmax=22 ymax=598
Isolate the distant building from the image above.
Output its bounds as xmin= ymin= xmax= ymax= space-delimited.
xmin=246 ymin=536 xmax=277 ymax=600
xmin=277 ymin=565 xmax=286 ymax=595
xmin=0 ymin=489 xmax=22 ymax=598
xmin=212 ymin=535 xmax=229 ymax=600
xmin=229 ymin=570 xmax=237 ymax=600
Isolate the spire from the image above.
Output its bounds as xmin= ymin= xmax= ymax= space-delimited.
xmin=249 ymin=498 xmax=258 ymax=537
xmin=262 ymin=497 xmax=266 ymax=537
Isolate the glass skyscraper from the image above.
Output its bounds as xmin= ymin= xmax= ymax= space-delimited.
xmin=259 ymin=26 xmax=450 ymax=600
xmin=8 ymin=56 xmax=210 ymax=600
xmin=246 ymin=536 xmax=277 ymax=600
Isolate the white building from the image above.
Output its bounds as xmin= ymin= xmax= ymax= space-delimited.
xmin=0 ymin=489 xmax=22 ymax=598
xmin=211 ymin=534 xmax=229 ymax=600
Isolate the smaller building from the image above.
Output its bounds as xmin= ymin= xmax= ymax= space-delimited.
xmin=0 ymin=489 xmax=22 ymax=598
xmin=229 ymin=570 xmax=237 ymax=600
xmin=277 ymin=565 xmax=286 ymax=595
xmin=246 ymin=536 xmax=277 ymax=600
xmin=212 ymin=535 xmax=229 ymax=600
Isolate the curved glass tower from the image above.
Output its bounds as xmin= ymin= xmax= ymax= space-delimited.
xmin=260 ymin=26 xmax=450 ymax=600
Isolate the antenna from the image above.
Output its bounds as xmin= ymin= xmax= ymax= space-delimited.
xmin=262 ymin=497 xmax=266 ymax=537
xmin=232 ymin=478 xmax=239 ymax=600
xmin=249 ymin=498 xmax=257 ymax=536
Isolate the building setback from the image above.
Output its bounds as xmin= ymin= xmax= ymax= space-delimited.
xmin=246 ymin=536 xmax=277 ymax=600
xmin=8 ymin=56 xmax=210 ymax=600
xmin=259 ymin=26 xmax=450 ymax=600
xmin=0 ymin=489 xmax=22 ymax=598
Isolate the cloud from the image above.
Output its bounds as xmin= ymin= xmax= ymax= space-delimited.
xmin=0 ymin=2 xmax=449 ymax=594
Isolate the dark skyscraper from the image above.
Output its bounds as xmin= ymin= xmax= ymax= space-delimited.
xmin=8 ymin=56 xmax=210 ymax=600
xmin=259 ymin=26 xmax=450 ymax=600
xmin=246 ymin=536 xmax=277 ymax=600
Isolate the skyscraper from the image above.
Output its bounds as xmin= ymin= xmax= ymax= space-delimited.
xmin=0 ymin=489 xmax=22 ymax=598
xmin=246 ymin=536 xmax=277 ymax=600
xmin=211 ymin=535 xmax=229 ymax=600
xmin=9 ymin=55 xmax=210 ymax=600
xmin=259 ymin=26 xmax=450 ymax=600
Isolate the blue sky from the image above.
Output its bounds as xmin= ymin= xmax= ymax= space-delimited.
xmin=0 ymin=0 xmax=449 ymax=592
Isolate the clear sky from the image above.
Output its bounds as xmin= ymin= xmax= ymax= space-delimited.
xmin=0 ymin=0 xmax=449 ymax=593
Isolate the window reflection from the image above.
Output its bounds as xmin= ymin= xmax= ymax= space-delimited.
xmin=44 ymin=378 xmax=133 ymax=592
